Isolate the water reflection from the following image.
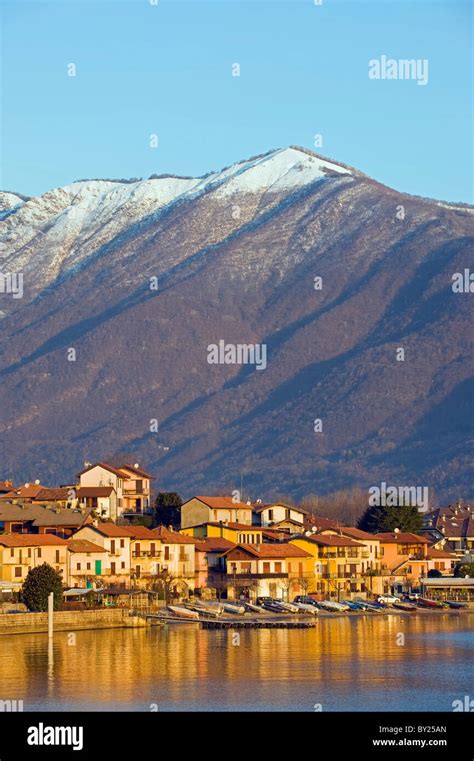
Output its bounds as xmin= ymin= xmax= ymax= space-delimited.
xmin=0 ymin=613 xmax=472 ymax=712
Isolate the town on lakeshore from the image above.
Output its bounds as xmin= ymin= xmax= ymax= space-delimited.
xmin=0 ymin=461 xmax=473 ymax=626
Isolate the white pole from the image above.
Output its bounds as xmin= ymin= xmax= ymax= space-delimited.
xmin=48 ymin=591 xmax=54 ymax=639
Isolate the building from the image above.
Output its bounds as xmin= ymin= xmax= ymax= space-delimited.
xmin=420 ymin=576 xmax=474 ymax=604
xmin=180 ymin=496 xmax=253 ymax=530
xmin=290 ymin=534 xmax=366 ymax=599
xmin=128 ymin=526 xmax=163 ymax=588
xmin=73 ymin=524 xmax=133 ymax=586
xmin=421 ymin=503 xmax=474 ymax=558
xmin=0 ymin=503 xmax=94 ymax=538
xmin=151 ymin=526 xmax=197 ymax=594
xmin=320 ymin=526 xmax=382 ymax=576
xmin=0 ymin=534 xmax=68 ymax=585
xmin=375 ymin=532 xmax=432 ymax=592
xmin=182 ymin=521 xmax=263 ymax=544
xmin=194 ymin=537 xmax=235 ymax=591
xmin=220 ymin=542 xmax=313 ymax=600
xmin=76 ymin=462 xmax=155 ymax=519
xmin=66 ymin=539 xmax=108 ymax=587
xmin=75 ymin=487 xmax=117 ymax=519
xmin=253 ymin=502 xmax=307 ymax=530
xmin=118 ymin=464 xmax=154 ymax=513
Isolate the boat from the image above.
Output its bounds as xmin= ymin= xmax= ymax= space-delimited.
xmin=222 ymin=602 xmax=246 ymax=615
xmin=393 ymin=601 xmax=417 ymax=612
xmin=446 ymin=600 xmax=468 ymax=609
xmin=417 ymin=597 xmax=446 ymax=609
xmin=187 ymin=604 xmax=221 ymax=618
xmin=275 ymin=601 xmax=300 ymax=613
xmin=167 ymin=605 xmax=200 ymax=620
xmin=293 ymin=602 xmax=318 ymax=615
xmin=195 ymin=601 xmax=224 ymax=615
xmin=241 ymin=601 xmax=262 ymax=613
xmin=261 ymin=601 xmax=288 ymax=613
xmin=317 ymin=600 xmax=349 ymax=612
xmin=341 ymin=600 xmax=362 ymax=611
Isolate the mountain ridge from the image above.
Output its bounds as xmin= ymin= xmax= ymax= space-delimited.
xmin=0 ymin=147 xmax=472 ymax=502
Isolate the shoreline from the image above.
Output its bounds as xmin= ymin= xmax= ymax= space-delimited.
xmin=1 ymin=606 xmax=472 ymax=636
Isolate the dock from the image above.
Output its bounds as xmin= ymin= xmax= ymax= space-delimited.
xmin=200 ymin=618 xmax=316 ymax=629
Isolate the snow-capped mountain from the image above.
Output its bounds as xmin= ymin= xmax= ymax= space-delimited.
xmin=0 ymin=147 xmax=472 ymax=500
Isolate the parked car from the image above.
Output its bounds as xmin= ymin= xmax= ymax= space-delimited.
xmin=293 ymin=595 xmax=320 ymax=608
xmin=377 ymin=594 xmax=401 ymax=605
xmin=256 ymin=596 xmax=274 ymax=607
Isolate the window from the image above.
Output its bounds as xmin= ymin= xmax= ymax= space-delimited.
xmin=135 ymin=543 xmax=140 ymax=556
xmin=110 ymin=540 xmax=115 ymax=554
xmin=263 ymin=562 xmax=271 ymax=573
xmin=14 ymin=567 xmax=22 ymax=577
xmin=150 ymin=543 xmax=156 ymax=557
xmin=120 ymin=539 xmax=125 ymax=548
xmin=86 ymin=563 xmax=91 ymax=570
xmin=28 ymin=548 xmax=32 ymax=558
xmin=164 ymin=546 xmax=170 ymax=561
xmin=274 ymin=562 xmax=282 ymax=573
xmin=55 ymin=550 xmax=60 ymax=563
xmin=241 ymin=562 xmax=251 ymax=573
xmin=299 ymin=562 xmax=303 ymax=575
xmin=179 ymin=546 xmax=186 ymax=561
xmin=268 ymin=509 xmax=273 ymax=522
xmin=38 ymin=548 xmax=42 ymax=558
xmin=10 ymin=549 xmax=14 ymax=558
xmin=121 ymin=562 xmax=125 ymax=569
xmin=288 ymin=563 xmax=292 ymax=573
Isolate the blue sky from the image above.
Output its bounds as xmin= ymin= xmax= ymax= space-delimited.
xmin=2 ymin=0 xmax=472 ymax=202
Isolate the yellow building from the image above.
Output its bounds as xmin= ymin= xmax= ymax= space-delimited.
xmin=152 ymin=526 xmax=197 ymax=594
xmin=0 ymin=534 xmax=68 ymax=585
xmin=128 ymin=526 xmax=163 ymax=588
xmin=180 ymin=496 xmax=253 ymax=530
xmin=182 ymin=521 xmax=263 ymax=544
xmin=290 ymin=535 xmax=365 ymax=600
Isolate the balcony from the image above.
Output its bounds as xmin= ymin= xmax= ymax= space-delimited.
xmin=227 ymin=573 xmax=288 ymax=580
xmin=132 ymin=551 xmax=161 ymax=558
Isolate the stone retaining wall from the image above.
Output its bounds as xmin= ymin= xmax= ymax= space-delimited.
xmin=0 ymin=608 xmax=147 ymax=635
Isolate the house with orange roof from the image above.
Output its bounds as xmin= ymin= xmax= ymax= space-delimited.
xmin=182 ymin=521 xmax=263 ymax=544
xmin=76 ymin=462 xmax=155 ymax=519
xmin=180 ymin=496 xmax=253 ymax=530
xmin=73 ymin=523 xmax=133 ymax=586
xmin=375 ymin=532 xmax=432 ymax=593
xmin=151 ymin=526 xmax=197 ymax=594
xmin=193 ymin=537 xmax=235 ymax=591
xmin=290 ymin=534 xmax=366 ymax=600
xmin=118 ymin=464 xmax=154 ymax=513
xmin=253 ymin=502 xmax=307 ymax=530
xmin=0 ymin=503 xmax=94 ymax=538
xmin=66 ymin=539 xmax=108 ymax=587
xmin=319 ymin=526 xmax=383 ymax=591
xmin=0 ymin=534 xmax=68 ymax=585
xmin=220 ymin=542 xmax=313 ymax=600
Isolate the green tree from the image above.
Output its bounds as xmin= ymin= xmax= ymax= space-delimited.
xmin=358 ymin=503 xmax=423 ymax=533
xmin=154 ymin=492 xmax=182 ymax=529
xmin=21 ymin=563 xmax=64 ymax=612
xmin=454 ymin=562 xmax=474 ymax=578
xmin=427 ymin=568 xmax=442 ymax=578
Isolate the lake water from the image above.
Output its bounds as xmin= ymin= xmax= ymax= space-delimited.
xmin=0 ymin=612 xmax=472 ymax=712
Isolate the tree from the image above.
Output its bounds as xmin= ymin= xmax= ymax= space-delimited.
xmin=358 ymin=503 xmax=423 ymax=534
xmin=427 ymin=569 xmax=442 ymax=578
xmin=154 ymin=492 xmax=182 ymax=529
xmin=21 ymin=563 xmax=64 ymax=612
xmin=454 ymin=562 xmax=474 ymax=578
